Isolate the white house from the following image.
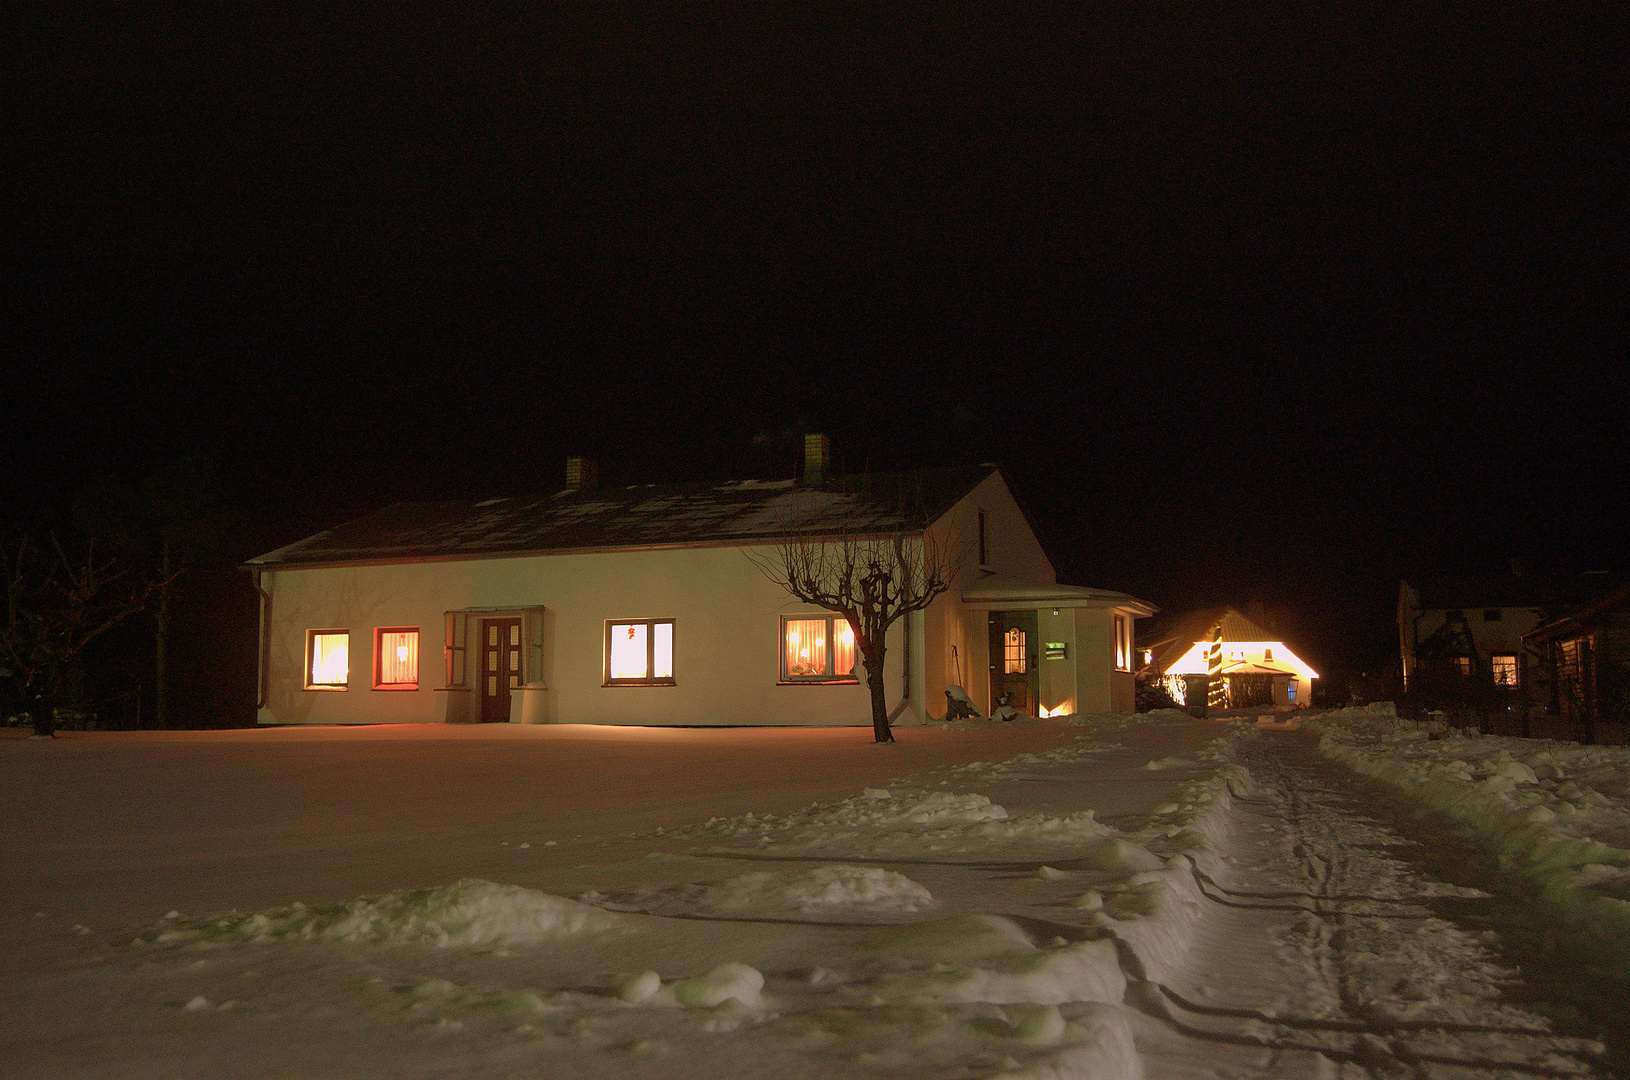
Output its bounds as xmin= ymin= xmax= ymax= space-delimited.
xmin=246 ymin=445 xmax=1154 ymax=727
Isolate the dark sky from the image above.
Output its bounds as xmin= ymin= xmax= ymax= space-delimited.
xmin=7 ymin=3 xmax=1627 ymax=683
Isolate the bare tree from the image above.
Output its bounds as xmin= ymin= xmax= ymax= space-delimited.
xmin=754 ymin=530 xmax=953 ymax=743
xmin=2 ymin=529 xmax=153 ymax=736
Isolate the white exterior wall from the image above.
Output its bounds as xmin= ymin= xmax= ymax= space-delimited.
xmin=256 ymin=543 xmax=918 ymax=727
xmin=924 ymin=471 xmax=1055 ymax=716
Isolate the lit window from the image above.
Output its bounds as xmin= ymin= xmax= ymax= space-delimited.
xmin=605 ymin=619 xmax=674 ymax=685
xmin=1491 ymin=654 xmax=1518 ymax=686
xmin=1454 ymin=656 xmax=1473 ymax=677
xmin=374 ymin=627 xmax=419 ymax=690
xmin=306 ymin=630 xmax=349 ymax=689
xmin=1114 ymin=614 xmax=1131 ymax=671
xmin=1004 ymin=627 xmax=1027 ymax=674
xmin=1287 ymin=680 xmax=1297 ymax=702
xmin=781 ymin=615 xmax=858 ymax=683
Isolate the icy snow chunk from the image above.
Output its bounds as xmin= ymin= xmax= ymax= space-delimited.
xmin=1495 ymin=758 xmax=1539 ymax=785
xmin=862 ymin=787 xmax=892 ymax=801
xmin=692 ymin=865 xmax=935 ymax=917
xmin=1144 ymin=757 xmax=1195 ymax=770
xmin=182 ymin=995 xmax=211 ymax=1012
xmin=670 ymin=962 xmax=764 ymax=1008
xmin=232 ymin=879 xmax=627 ymax=948
xmin=1080 ymin=838 xmax=1165 ymax=874
xmin=619 ymin=970 xmax=662 ymax=1004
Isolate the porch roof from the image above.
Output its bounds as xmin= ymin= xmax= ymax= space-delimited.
xmin=960 ymin=574 xmax=1156 ymax=614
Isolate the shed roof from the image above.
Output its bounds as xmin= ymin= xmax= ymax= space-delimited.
xmin=247 ymin=466 xmax=997 ymax=568
xmin=1135 ymin=606 xmax=1283 ymax=676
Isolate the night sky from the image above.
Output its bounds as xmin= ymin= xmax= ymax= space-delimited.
xmin=7 ymin=3 xmax=1627 ymax=690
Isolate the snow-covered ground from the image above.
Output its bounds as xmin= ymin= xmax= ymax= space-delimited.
xmin=3 ymin=710 xmax=1627 ymax=1078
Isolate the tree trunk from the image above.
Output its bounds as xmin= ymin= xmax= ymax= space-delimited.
xmin=155 ymin=538 xmax=172 ymax=729
xmin=862 ymin=647 xmax=892 ymax=743
xmin=28 ymin=681 xmax=54 ymax=738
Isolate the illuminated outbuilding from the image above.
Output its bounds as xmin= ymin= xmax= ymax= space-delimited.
xmin=1136 ymin=607 xmax=1318 ymax=710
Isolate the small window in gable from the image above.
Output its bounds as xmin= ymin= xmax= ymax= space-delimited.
xmin=374 ymin=627 xmax=419 ymax=690
xmin=306 ymin=630 xmax=349 ymax=690
xmin=1263 ymin=647 xmax=1274 ymax=662
xmin=605 ymin=619 xmax=675 ymax=685
xmin=781 ymin=615 xmax=858 ymax=683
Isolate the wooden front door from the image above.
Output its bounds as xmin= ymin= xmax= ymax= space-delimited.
xmin=988 ymin=610 xmax=1039 ymax=714
xmin=480 ymin=617 xmax=522 ymax=722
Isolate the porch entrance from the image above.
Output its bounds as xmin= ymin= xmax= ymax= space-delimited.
xmin=480 ymin=617 xmax=522 ymax=722
xmin=989 ymin=610 xmax=1039 ymax=714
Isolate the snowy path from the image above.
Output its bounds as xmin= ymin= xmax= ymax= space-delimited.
xmin=1135 ymin=728 xmax=1605 ymax=1078
xmin=3 ymin=716 xmax=1623 ymax=1078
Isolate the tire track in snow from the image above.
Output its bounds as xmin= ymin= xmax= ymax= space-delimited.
xmin=1127 ymin=728 xmax=1605 ymax=1078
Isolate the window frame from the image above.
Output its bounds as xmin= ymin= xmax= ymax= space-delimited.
xmin=305 ymin=629 xmax=350 ymax=691
xmin=603 ymin=618 xmax=676 ymax=686
xmin=1490 ymin=653 xmax=1519 ymax=687
xmin=779 ymin=614 xmax=860 ymax=685
xmin=372 ymin=626 xmax=420 ymax=690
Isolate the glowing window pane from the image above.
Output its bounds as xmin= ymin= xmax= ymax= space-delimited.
xmin=609 ymin=622 xmax=648 ymax=679
xmin=785 ymin=618 xmax=827 ymax=677
xmin=1491 ymin=654 xmax=1518 ymax=687
xmin=1004 ymin=628 xmax=1026 ymax=674
xmin=652 ymin=622 xmax=673 ymax=679
xmin=376 ymin=629 xmax=418 ymax=687
xmin=309 ymin=632 xmax=348 ymax=687
xmin=833 ymin=621 xmax=855 ymax=676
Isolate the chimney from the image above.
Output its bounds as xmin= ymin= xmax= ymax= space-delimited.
xmin=565 ymin=456 xmax=598 ymax=492
xmin=803 ymin=433 xmax=829 ymax=486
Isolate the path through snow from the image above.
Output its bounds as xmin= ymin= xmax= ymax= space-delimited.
xmin=3 ymin=713 xmax=1625 ymax=1078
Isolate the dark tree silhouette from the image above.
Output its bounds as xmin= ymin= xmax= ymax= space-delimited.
xmin=1 ymin=529 xmax=151 ymax=736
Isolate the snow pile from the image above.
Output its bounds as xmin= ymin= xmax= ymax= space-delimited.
xmin=1313 ymin=707 xmax=1630 ymax=973
xmin=210 ymin=878 xmax=631 ymax=948
xmin=588 ymin=864 xmax=938 ymax=920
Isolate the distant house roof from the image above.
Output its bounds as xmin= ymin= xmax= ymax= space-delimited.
xmin=960 ymin=574 xmax=1156 ymax=614
xmin=1524 ymin=580 xmax=1630 ymax=644
xmin=1136 ymin=606 xmax=1286 ymax=676
xmin=1404 ymin=572 xmax=1610 ymax=611
xmin=247 ymin=466 xmax=998 ymax=569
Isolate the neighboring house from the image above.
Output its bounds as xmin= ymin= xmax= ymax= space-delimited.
xmin=1523 ymin=581 xmax=1630 ymax=740
xmin=245 ymin=444 xmax=1154 ymax=727
xmin=1136 ymin=607 xmax=1318 ymax=709
xmin=1397 ymin=569 xmax=1606 ymax=698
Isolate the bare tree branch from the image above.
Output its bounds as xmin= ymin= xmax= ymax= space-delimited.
xmin=751 ymin=521 xmax=956 ymax=743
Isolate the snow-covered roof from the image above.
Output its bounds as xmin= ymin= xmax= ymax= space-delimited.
xmin=959 ymin=574 xmax=1156 ymax=614
xmin=246 ymin=467 xmax=997 ymax=568
xmin=1136 ymin=606 xmax=1314 ymax=678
